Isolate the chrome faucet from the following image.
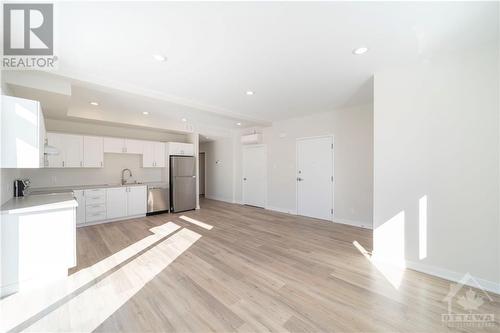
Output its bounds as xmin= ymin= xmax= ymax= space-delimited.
xmin=121 ymin=168 xmax=132 ymax=185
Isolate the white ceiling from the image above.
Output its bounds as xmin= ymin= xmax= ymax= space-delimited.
xmin=5 ymin=2 xmax=499 ymax=133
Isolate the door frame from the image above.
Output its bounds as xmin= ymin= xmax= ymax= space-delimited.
xmin=242 ymin=144 xmax=267 ymax=208
xmin=199 ymin=152 xmax=206 ymax=196
xmin=295 ymin=135 xmax=334 ymax=221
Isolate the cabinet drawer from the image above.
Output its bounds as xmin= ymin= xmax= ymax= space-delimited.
xmin=85 ymin=211 xmax=106 ymax=222
xmin=84 ymin=189 xmax=106 ymax=204
xmin=86 ymin=203 xmax=106 ymax=214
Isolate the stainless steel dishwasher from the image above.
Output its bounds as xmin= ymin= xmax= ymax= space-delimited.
xmin=147 ymin=183 xmax=169 ymax=215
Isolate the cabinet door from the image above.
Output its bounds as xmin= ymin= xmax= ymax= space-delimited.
xmin=62 ymin=134 xmax=84 ymax=167
xmin=74 ymin=190 xmax=86 ymax=224
xmin=83 ymin=136 xmax=104 ymax=167
xmin=103 ymin=137 xmax=125 ymax=153
xmin=46 ymin=132 xmax=64 ymax=167
xmin=142 ymin=141 xmax=155 ymax=167
xmin=125 ymin=139 xmax=143 ymax=154
xmin=127 ymin=186 xmax=147 ymax=216
xmin=106 ymin=187 xmax=128 ymax=219
xmin=0 ymin=96 xmax=44 ymax=168
xmin=154 ymin=142 xmax=165 ymax=167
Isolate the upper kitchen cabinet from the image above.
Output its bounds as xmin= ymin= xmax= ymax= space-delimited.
xmin=46 ymin=133 xmax=84 ymax=168
xmin=166 ymin=142 xmax=194 ymax=156
xmin=1 ymin=95 xmax=46 ymax=168
xmin=103 ymin=137 xmax=124 ymax=153
xmin=83 ymin=136 xmax=104 ymax=167
xmin=125 ymin=139 xmax=143 ymax=154
xmin=103 ymin=137 xmax=143 ymax=154
xmin=143 ymin=141 xmax=165 ymax=167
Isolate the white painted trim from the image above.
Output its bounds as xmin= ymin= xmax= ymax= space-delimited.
xmin=266 ymin=206 xmax=297 ymax=215
xmin=406 ymin=260 xmax=500 ymax=295
xmin=242 ymin=144 xmax=267 ymax=208
xmin=295 ymin=135 xmax=334 ymax=221
xmin=333 ymin=217 xmax=373 ymax=229
xmin=77 ymin=214 xmax=146 ymax=228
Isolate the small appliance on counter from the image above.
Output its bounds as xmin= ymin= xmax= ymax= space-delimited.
xmin=13 ymin=178 xmax=31 ymax=197
xmin=170 ymin=155 xmax=196 ymax=213
xmin=147 ymin=182 xmax=169 ymax=215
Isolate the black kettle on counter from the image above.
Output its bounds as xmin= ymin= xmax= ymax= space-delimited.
xmin=14 ymin=179 xmax=30 ymax=197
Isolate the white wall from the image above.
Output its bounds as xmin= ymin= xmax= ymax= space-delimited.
xmin=204 ymin=104 xmax=374 ymax=228
xmin=373 ymin=47 xmax=499 ymax=290
xmin=200 ymin=137 xmax=235 ymax=203
xmin=261 ymin=104 xmax=373 ymax=227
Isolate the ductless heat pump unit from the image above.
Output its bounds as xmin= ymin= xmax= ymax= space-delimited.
xmin=241 ymin=133 xmax=263 ymax=145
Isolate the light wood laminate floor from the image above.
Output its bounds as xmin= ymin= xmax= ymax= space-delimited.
xmin=5 ymin=198 xmax=500 ymax=332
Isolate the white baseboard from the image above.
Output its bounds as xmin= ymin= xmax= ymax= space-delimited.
xmin=406 ymin=260 xmax=500 ymax=295
xmin=333 ymin=217 xmax=373 ymax=229
xmin=266 ymin=206 xmax=297 ymax=215
xmin=77 ymin=214 xmax=146 ymax=228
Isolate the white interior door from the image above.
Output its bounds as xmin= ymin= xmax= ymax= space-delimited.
xmin=243 ymin=145 xmax=266 ymax=208
xmin=296 ymin=136 xmax=333 ymax=220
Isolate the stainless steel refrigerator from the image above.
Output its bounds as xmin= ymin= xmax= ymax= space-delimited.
xmin=170 ymin=155 xmax=196 ymax=212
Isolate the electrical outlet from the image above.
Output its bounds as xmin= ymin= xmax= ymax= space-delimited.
xmin=51 ymin=175 xmax=57 ymax=184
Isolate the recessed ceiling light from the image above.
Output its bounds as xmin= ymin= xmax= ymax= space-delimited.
xmin=236 ymin=122 xmax=242 ymax=126
xmin=90 ymin=101 xmax=99 ymax=106
xmin=352 ymin=47 xmax=368 ymax=55
xmin=181 ymin=118 xmax=187 ymax=122
xmin=153 ymin=54 xmax=166 ymax=62
xmin=246 ymin=91 xmax=254 ymax=96
xmin=142 ymin=111 xmax=149 ymax=115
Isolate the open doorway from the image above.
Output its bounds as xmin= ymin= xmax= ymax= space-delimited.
xmin=199 ymin=152 xmax=205 ymax=197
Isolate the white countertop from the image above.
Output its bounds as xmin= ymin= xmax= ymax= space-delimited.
xmin=29 ymin=183 xmax=150 ymax=195
xmin=1 ymin=193 xmax=78 ymax=215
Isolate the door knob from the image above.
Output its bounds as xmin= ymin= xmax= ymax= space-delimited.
xmin=296 ymin=177 xmax=303 ymax=181
xmin=243 ymin=178 xmax=247 ymax=181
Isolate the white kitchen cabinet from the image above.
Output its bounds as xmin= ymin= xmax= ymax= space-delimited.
xmin=83 ymin=136 xmax=104 ymax=167
xmin=74 ymin=190 xmax=86 ymax=225
xmin=1 ymin=95 xmax=46 ymax=168
xmin=143 ymin=141 xmax=165 ymax=167
xmin=154 ymin=142 xmax=165 ymax=167
xmin=142 ymin=141 xmax=155 ymax=167
xmin=46 ymin=132 xmax=64 ymax=167
xmin=46 ymin=132 xmax=84 ymax=168
xmin=127 ymin=186 xmax=147 ymax=216
xmin=166 ymin=142 xmax=194 ymax=156
xmin=104 ymin=137 xmax=144 ymax=154
xmin=106 ymin=187 xmax=128 ymax=219
xmin=63 ymin=134 xmax=84 ymax=167
xmin=103 ymin=137 xmax=125 ymax=153
xmin=125 ymin=139 xmax=143 ymax=154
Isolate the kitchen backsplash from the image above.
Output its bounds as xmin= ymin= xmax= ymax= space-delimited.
xmin=20 ymin=153 xmax=163 ymax=188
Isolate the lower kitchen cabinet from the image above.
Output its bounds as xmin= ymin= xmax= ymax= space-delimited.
xmin=74 ymin=185 xmax=147 ymax=226
xmin=106 ymin=187 xmax=128 ymax=219
xmin=127 ymin=186 xmax=147 ymax=216
xmin=105 ymin=185 xmax=147 ymax=221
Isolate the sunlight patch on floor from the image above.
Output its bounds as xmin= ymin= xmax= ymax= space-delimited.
xmin=179 ymin=215 xmax=213 ymax=230
xmin=353 ymin=240 xmax=406 ymax=290
xmin=22 ymin=227 xmax=201 ymax=332
xmin=0 ymin=222 xmax=182 ymax=332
